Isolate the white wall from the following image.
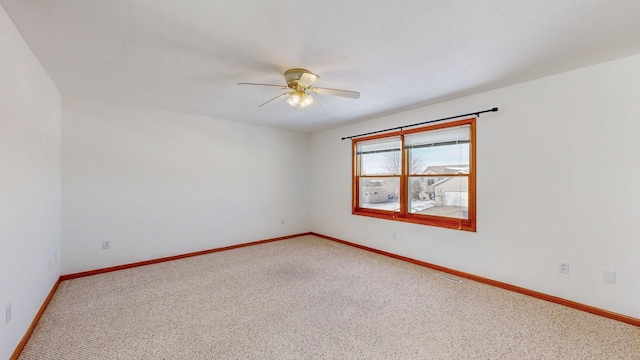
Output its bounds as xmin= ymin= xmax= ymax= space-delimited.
xmin=0 ymin=5 xmax=61 ymax=359
xmin=311 ymin=54 xmax=640 ymax=319
xmin=62 ymin=97 xmax=310 ymax=274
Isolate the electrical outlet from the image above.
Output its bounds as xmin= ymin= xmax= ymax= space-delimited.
xmin=559 ymin=262 xmax=570 ymax=274
xmin=392 ymin=231 xmax=397 ymax=240
xmin=6 ymin=303 xmax=11 ymax=323
xmin=603 ymin=269 xmax=616 ymax=284
xmin=102 ymin=240 xmax=111 ymax=250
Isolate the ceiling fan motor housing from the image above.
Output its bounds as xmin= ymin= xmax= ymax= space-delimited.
xmin=284 ymin=68 xmax=319 ymax=89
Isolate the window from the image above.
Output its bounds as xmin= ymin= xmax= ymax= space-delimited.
xmin=352 ymin=118 xmax=476 ymax=231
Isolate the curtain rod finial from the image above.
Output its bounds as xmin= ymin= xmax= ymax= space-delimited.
xmin=492 ymin=107 xmax=498 ymax=112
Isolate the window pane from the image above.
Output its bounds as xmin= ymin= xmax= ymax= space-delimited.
xmin=409 ymin=144 xmax=469 ymax=175
xmin=357 ymin=137 xmax=402 ymax=175
xmin=359 ymin=177 xmax=400 ymax=211
xmin=409 ymin=176 xmax=469 ymax=219
xmin=406 ymin=125 xmax=470 ymax=175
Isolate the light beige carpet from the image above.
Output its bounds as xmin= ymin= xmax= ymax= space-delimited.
xmin=18 ymin=235 xmax=640 ymax=359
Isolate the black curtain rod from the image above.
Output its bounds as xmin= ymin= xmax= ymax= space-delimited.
xmin=341 ymin=107 xmax=498 ymax=140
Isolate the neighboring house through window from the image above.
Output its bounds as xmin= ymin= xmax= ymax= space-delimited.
xmin=352 ymin=118 xmax=476 ymax=231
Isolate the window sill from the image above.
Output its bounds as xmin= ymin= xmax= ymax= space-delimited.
xmin=352 ymin=209 xmax=476 ymax=232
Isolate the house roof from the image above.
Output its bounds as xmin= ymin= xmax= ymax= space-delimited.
xmin=432 ymin=177 xmax=452 ymax=187
xmin=422 ymin=165 xmax=469 ymax=175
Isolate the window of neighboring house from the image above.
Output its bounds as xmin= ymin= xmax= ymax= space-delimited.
xmin=352 ymin=118 xmax=476 ymax=231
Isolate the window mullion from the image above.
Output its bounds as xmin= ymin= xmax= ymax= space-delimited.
xmin=400 ymin=135 xmax=408 ymax=218
xmin=352 ymin=140 xmax=359 ymax=211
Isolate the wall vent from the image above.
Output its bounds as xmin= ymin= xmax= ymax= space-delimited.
xmin=435 ymin=273 xmax=462 ymax=283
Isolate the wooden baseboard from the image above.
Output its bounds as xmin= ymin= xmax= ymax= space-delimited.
xmin=12 ymin=232 xmax=312 ymax=359
xmin=61 ymin=232 xmax=312 ymax=281
xmin=13 ymin=230 xmax=635 ymax=360
xmin=10 ymin=278 xmax=61 ymax=360
xmin=310 ymin=232 xmax=640 ymax=327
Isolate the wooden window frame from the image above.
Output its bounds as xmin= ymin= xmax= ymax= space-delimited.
xmin=352 ymin=118 xmax=476 ymax=232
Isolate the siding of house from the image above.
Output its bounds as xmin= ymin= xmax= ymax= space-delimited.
xmin=433 ymin=177 xmax=469 ymax=207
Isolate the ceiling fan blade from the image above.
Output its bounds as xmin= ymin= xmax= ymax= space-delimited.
xmin=311 ymin=87 xmax=360 ymax=99
xmin=298 ymin=72 xmax=319 ymax=87
xmin=238 ymin=82 xmax=288 ymax=89
xmin=309 ymin=92 xmax=324 ymax=109
xmin=258 ymin=93 xmax=289 ymax=107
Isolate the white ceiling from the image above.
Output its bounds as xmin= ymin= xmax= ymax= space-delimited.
xmin=2 ymin=1 xmax=639 ymax=133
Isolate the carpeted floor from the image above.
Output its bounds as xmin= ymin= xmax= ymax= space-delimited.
xmin=18 ymin=235 xmax=640 ymax=359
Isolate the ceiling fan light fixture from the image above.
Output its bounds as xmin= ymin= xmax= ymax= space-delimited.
xmin=286 ymin=90 xmax=314 ymax=109
xmin=287 ymin=92 xmax=301 ymax=107
xmin=299 ymin=92 xmax=313 ymax=109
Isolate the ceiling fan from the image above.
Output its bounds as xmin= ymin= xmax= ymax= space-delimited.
xmin=237 ymin=68 xmax=360 ymax=109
